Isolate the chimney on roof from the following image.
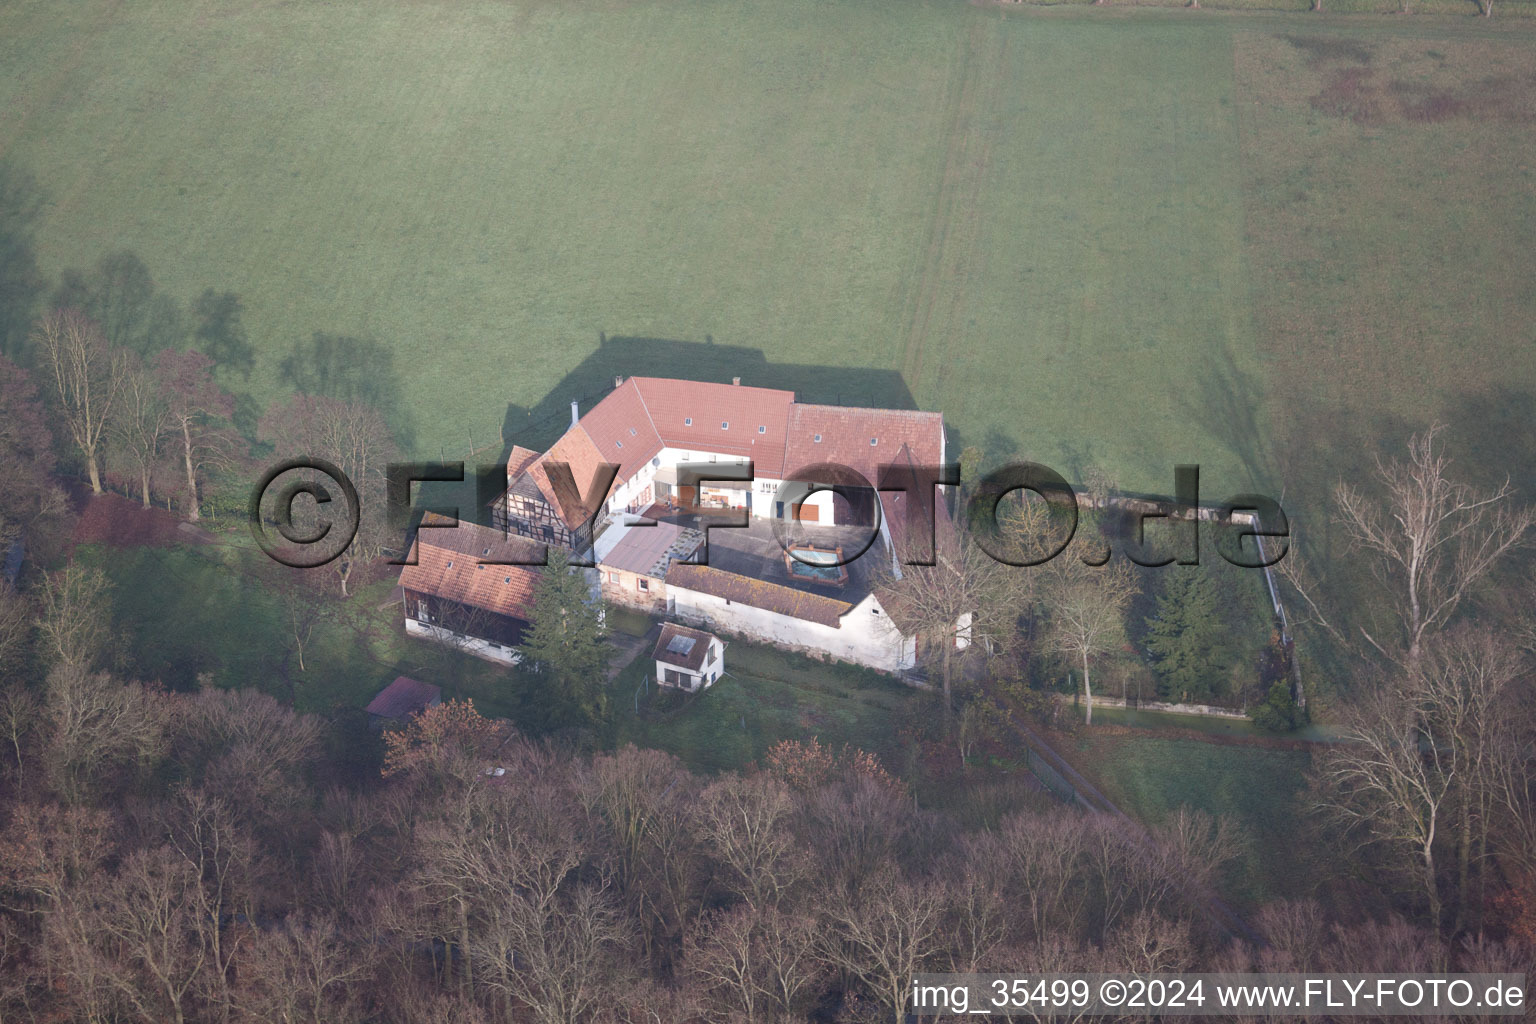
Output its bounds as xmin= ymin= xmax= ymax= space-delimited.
xmin=570 ymin=400 xmax=579 ymax=428
xmin=614 ymin=375 xmax=624 ymax=389
xmin=731 ymin=376 xmax=741 ymax=386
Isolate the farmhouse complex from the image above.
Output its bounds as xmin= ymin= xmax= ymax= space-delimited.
xmin=400 ymin=376 xmax=952 ymax=674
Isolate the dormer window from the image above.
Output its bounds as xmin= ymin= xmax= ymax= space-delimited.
xmin=684 ymin=417 xmax=693 ymax=426
xmin=629 ymin=427 xmax=637 ymax=436
xmin=758 ymin=425 xmax=767 ymax=434
xmin=615 ymin=441 xmax=623 ymax=448
xmin=482 ymin=547 xmax=491 ymax=555
xmin=445 ymin=560 xmax=454 ymax=568
xmin=870 ymin=438 xmax=878 ymax=446
xmin=476 ymin=564 xmax=485 ymax=571
xmin=813 ymin=434 xmax=822 ymax=443
xmin=504 ymin=576 xmax=512 ymax=584
xmin=721 ymin=421 xmax=729 ymax=430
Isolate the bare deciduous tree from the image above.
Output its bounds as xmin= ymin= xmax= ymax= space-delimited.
xmin=1415 ymin=629 xmax=1527 ymax=932
xmin=0 ymin=354 xmax=71 ymax=554
xmin=237 ymin=913 xmax=373 ymax=1024
xmin=698 ymin=772 xmax=804 ymax=912
xmin=156 ymin=348 xmax=240 ymax=521
xmin=1315 ymin=679 xmax=1456 ymax=930
xmin=876 ymin=516 xmax=1019 ymax=710
xmin=816 ymin=868 xmax=947 ymax=1024
xmin=42 ymin=665 xmax=164 ymax=805
xmin=1041 ymin=554 xmax=1137 ymax=726
xmin=37 ymin=562 xmax=113 ymax=671
xmin=75 ymin=846 xmax=213 ymax=1024
xmin=110 ymin=354 xmax=171 ymax=508
xmin=260 ymin=394 xmax=400 ymax=595
xmin=33 ymin=308 xmax=127 ymax=494
xmin=0 ymin=683 xmax=38 ymax=782
xmin=1335 ymin=424 xmax=1532 ymax=670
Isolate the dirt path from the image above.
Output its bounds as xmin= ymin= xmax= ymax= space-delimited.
xmin=606 ymin=622 xmax=660 ymax=682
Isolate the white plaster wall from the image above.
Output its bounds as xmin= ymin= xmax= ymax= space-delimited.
xmin=653 ymin=638 xmax=725 ymax=691
xmin=405 ymin=618 xmax=522 ymax=666
xmin=668 ymin=590 xmax=913 ymax=673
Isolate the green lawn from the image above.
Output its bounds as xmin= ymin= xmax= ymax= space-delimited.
xmin=610 ymin=637 xmax=915 ymax=773
xmin=6 ymin=1 xmax=1532 ymax=501
xmin=78 ymin=538 xmax=532 ymax=719
xmin=1071 ymin=731 xmax=1316 ymax=908
xmin=78 ymin=535 xmax=915 ymax=771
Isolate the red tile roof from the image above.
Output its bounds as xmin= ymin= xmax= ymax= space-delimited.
xmin=525 ymin=428 xmax=612 ymax=529
xmin=398 ymin=514 xmax=543 ymax=619
xmin=783 ymin=405 xmax=944 ymax=486
xmin=506 ymin=446 xmax=541 ymax=478
xmin=630 ymin=377 xmax=797 ymax=477
xmin=652 ymin=622 xmax=719 ymax=672
xmin=508 ymin=378 xmax=944 ymax=528
xmin=665 ymin=562 xmax=852 ymax=627
xmin=573 ymin=380 xmax=664 ymax=481
xmin=365 ymin=676 xmax=441 ymax=719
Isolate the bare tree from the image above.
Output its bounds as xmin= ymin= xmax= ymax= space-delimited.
xmin=71 ymin=846 xmax=213 ymax=1024
xmin=754 ymin=905 xmax=824 ymax=1020
xmin=42 ymin=665 xmax=164 ymax=805
xmin=0 ymin=800 xmax=114 ymax=916
xmin=876 ymin=517 xmax=1019 ymax=710
xmin=972 ymin=812 xmax=1089 ymax=944
xmin=686 ymin=904 xmax=761 ymax=1023
xmin=37 ymin=562 xmax=113 ymax=671
xmin=816 ymin=868 xmax=947 ymax=1024
xmin=162 ymin=787 xmax=261 ymax=1024
xmin=0 ymin=354 xmax=71 ymax=553
xmin=580 ymin=746 xmax=706 ymax=949
xmin=156 ymin=348 xmax=239 ymax=521
xmin=259 ymin=562 xmax=336 ymax=687
xmin=236 ymin=913 xmax=373 ymax=1024
xmin=1041 ymin=554 xmax=1137 ymax=726
xmin=1335 ymin=424 xmax=1532 ymax=671
xmin=110 ymin=354 xmax=171 ymax=508
xmin=1314 ymin=679 xmax=1456 ymax=930
xmin=1415 ymin=629 xmax=1527 ymax=931
xmin=0 ymin=584 xmax=34 ymax=683
xmin=261 ymin=394 xmax=400 ymax=595
xmin=33 ymin=308 xmax=127 ymax=494
xmin=0 ymin=683 xmax=38 ymax=783
xmin=697 ymin=772 xmax=804 ymax=912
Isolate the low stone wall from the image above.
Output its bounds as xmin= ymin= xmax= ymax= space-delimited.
xmin=1080 ymin=693 xmax=1248 ymax=719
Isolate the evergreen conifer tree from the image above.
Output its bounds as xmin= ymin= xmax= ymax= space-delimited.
xmin=517 ymin=548 xmax=610 ymax=728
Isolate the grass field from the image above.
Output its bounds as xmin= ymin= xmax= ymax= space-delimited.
xmin=8 ymin=0 xmax=1530 ymax=505
xmin=76 ymin=537 xmax=534 ymax=720
xmin=609 ymin=638 xmax=917 ymax=772
xmin=1069 ymin=730 xmax=1316 ymax=908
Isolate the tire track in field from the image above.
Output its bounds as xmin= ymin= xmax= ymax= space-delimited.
xmin=898 ymin=17 xmax=1005 ymax=418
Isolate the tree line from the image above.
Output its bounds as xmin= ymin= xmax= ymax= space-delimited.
xmin=881 ymin=425 xmax=1536 ymax=944
xmin=4 ymin=667 xmax=1530 ymax=1024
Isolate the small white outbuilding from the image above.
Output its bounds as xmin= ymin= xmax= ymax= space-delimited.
xmin=652 ymin=623 xmax=724 ymax=692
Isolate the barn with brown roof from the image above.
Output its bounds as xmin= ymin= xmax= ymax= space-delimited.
xmin=399 ymin=513 xmax=544 ymax=664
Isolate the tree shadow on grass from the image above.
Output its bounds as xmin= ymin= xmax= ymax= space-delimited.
xmin=0 ymin=161 xmax=46 ymax=361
